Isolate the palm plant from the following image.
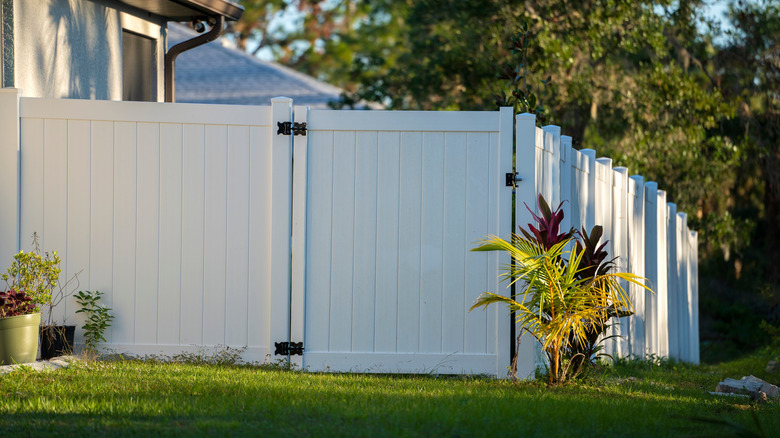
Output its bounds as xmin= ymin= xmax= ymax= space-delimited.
xmin=470 ymin=195 xmax=649 ymax=384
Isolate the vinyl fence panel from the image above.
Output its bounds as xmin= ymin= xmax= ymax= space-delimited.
xmin=12 ymin=95 xmax=286 ymax=362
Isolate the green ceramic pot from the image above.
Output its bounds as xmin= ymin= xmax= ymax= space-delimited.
xmin=0 ymin=313 xmax=41 ymax=365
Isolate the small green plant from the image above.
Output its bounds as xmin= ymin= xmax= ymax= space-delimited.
xmin=2 ymin=233 xmax=61 ymax=312
xmin=494 ymin=21 xmax=550 ymax=122
xmin=470 ymin=195 xmax=649 ymax=385
xmin=74 ymin=290 xmax=114 ymax=352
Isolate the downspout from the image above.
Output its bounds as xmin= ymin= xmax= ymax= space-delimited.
xmin=164 ymin=16 xmax=225 ymax=103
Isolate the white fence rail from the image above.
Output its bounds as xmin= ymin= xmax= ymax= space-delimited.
xmin=517 ymin=114 xmax=700 ymax=364
xmin=0 ymin=88 xmax=699 ymax=375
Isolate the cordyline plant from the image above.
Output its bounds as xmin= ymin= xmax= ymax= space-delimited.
xmin=470 ymin=195 xmax=649 ymax=385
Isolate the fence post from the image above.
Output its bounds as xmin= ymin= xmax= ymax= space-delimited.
xmin=496 ymin=106 xmax=514 ymax=377
xmin=689 ymin=230 xmax=700 ymax=364
xmin=580 ymin=149 xmax=597 ymax=231
xmin=595 ymin=157 xmax=615 ymax=356
xmin=0 ymin=88 xmax=21 ymax=269
xmin=560 ymin=136 xmax=573 ymax=233
xmin=643 ymin=183 xmax=658 ymax=356
xmin=666 ymin=202 xmax=680 ymax=360
xmin=270 ymin=97 xmax=294 ymax=360
xmin=676 ymin=213 xmax=690 ymax=361
xmin=613 ymin=167 xmax=630 ymax=357
xmin=629 ymin=175 xmax=646 ymax=359
xmin=290 ymin=104 xmax=308 ymax=370
xmin=542 ymin=125 xmax=561 ymax=208
xmin=515 ymin=113 xmax=539 ymax=379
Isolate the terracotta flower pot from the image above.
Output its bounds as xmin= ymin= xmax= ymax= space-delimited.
xmin=0 ymin=312 xmax=41 ymax=365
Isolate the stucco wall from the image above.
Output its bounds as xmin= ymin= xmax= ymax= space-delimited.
xmin=13 ymin=0 xmax=165 ymax=100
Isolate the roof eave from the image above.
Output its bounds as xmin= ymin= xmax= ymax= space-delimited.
xmin=118 ymin=0 xmax=244 ymax=22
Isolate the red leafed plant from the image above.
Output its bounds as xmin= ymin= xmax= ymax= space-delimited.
xmin=520 ymin=194 xmax=574 ymax=250
xmin=0 ymin=289 xmax=37 ymax=318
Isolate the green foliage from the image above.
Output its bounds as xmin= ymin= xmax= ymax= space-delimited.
xmin=470 ymin=197 xmax=648 ymax=384
xmin=0 ymin=290 xmax=36 ymax=317
xmin=74 ymin=290 xmax=114 ymax=352
xmin=1 ymin=233 xmax=61 ymax=312
xmin=495 ymin=22 xmax=551 ymax=121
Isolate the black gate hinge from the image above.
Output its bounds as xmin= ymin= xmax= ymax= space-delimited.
xmin=277 ymin=121 xmax=307 ymax=136
xmin=506 ymin=172 xmax=523 ymax=187
xmin=274 ymin=341 xmax=304 ymax=356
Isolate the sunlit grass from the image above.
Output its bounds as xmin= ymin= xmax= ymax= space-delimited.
xmin=0 ymin=350 xmax=777 ymax=437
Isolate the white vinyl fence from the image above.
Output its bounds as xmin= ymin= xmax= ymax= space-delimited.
xmin=0 ymin=89 xmax=294 ymax=363
xmin=517 ymin=114 xmax=700 ymax=364
xmin=0 ymin=88 xmax=699 ymax=376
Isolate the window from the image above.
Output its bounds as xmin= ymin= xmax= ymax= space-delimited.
xmin=122 ymin=30 xmax=155 ymax=102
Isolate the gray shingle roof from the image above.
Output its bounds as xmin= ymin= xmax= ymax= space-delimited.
xmin=170 ymin=23 xmax=343 ymax=108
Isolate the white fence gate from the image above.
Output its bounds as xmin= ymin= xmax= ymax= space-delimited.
xmin=292 ymin=108 xmax=514 ymax=375
xmin=0 ymin=88 xmax=699 ymax=376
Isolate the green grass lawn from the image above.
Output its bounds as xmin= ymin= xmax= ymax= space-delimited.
xmin=0 ymin=349 xmax=778 ymax=437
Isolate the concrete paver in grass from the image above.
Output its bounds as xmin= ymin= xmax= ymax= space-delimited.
xmin=0 ymin=355 xmax=78 ymax=375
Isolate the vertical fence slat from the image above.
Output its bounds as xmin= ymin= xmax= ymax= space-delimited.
xmin=353 ymin=131 xmax=379 ymax=353
xmin=135 ymin=122 xmax=160 ymax=345
xmin=180 ymin=124 xmax=205 ymax=346
xmin=65 ymin=120 xmax=91 ymax=325
xmin=441 ymin=132 xmax=467 ymax=355
xmin=90 ymin=120 xmax=114 ymax=343
xmin=373 ymin=131 xmax=400 ymax=353
xmin=666 ymin=202 xmax=679 ymax=359
xmin=203 ymin=125 xmax=228 ymax=346
xmin=515 ymin=113 xmax=537 ymax=379
xmin=613 ymin=167 xmax=629 ymax=357
xmin=689 ymin=230 xmax=700 ymax=364
xmin=595 ymin=158 xmax=615 ymax=356
xmin=560 ymin=136 xmax=573 ymax=234
xmin=676 ymin=212 xmax=690 ymax=361
xmin=629 ymin=175 xmax=646 ymax=358
xmin=420 ymin=132 xmax=444 ymax=353
xmin=112 ymin=121 xmax=137 ymax=344
xmin=247 ymin=124 xmax=273 ymax=358
xmin=397 ymin=131 xmax=423 ymax=353
xmin=158 ymin=123 xmax=183 ymax=345
xmin=464 ymin=132 xmax=490 ymax=354
xmin=304 ymin=129 xmax=334 ymax=354
xmin=225 ymin=125 xmax=251 ymax=346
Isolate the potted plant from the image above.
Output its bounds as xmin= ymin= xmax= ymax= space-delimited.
xmin=0 ymin=290 xmax=40 ymax=365
xmin=2 ymin=233 xmax=77 ymax=360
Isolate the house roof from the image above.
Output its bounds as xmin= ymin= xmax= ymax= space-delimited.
xmin=119 ymin=0 xmax=244 ymax=21
xmin=170 ymin=23 xmax=345 ymax=109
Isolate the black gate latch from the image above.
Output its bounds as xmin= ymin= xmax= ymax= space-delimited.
xmin=506 ymin=172 xmax=523 ymax=187
xmin=277 ymin=122 xmax=307 ymax=136
xmin=274 ymin=341 xmax=304 ymax=356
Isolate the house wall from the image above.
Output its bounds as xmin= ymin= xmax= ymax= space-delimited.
xmin=13 ymin=0 xmax=166 ymax=101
